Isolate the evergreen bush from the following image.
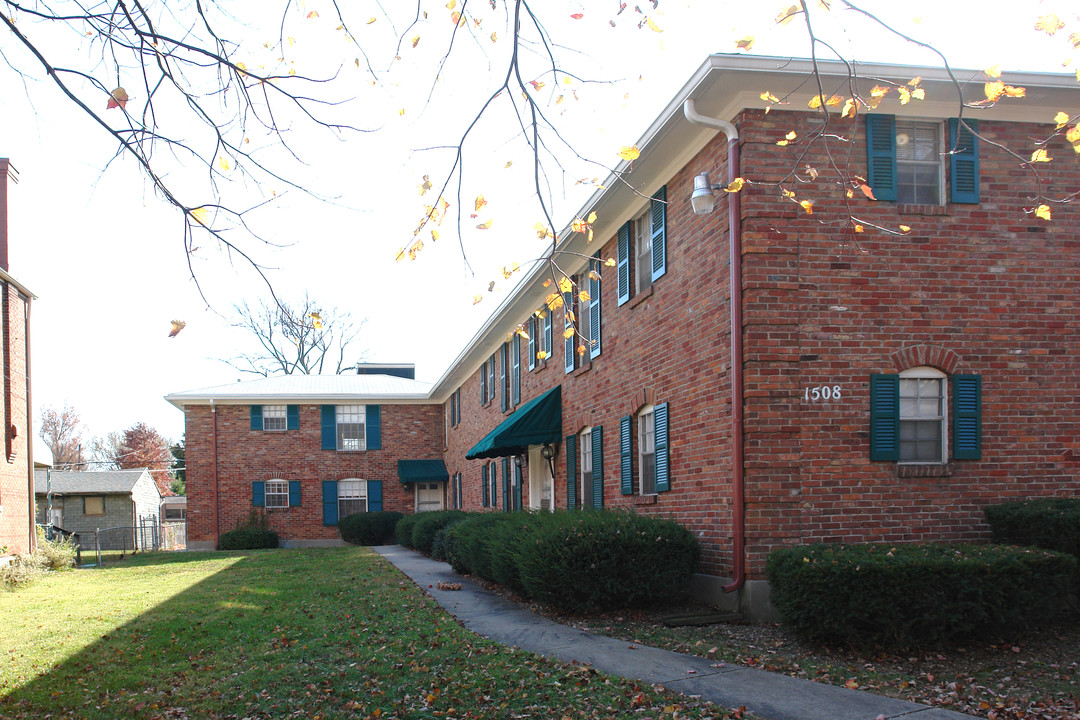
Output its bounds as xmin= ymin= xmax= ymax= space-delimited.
xmin=411 ymin=510 xmax=468 ymax=555
xmin=985 ymin=497 xmax=1080 ymax=558
xmin=219 ymin=510 xmax=279 ymax=550
xmin=338 ymin=511 xmax=404 ymax=546
xmin=395 ymin=513 xmax=424 ymax=548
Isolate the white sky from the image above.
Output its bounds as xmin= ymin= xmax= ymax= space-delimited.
xmin=1 ymin=0 xmax=1074 ymax=446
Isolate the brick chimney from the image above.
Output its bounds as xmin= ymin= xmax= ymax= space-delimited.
xmin=0 ymin=159 xmax=12 ymax=272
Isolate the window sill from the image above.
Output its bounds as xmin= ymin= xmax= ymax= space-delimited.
xmin=896 ymin=204 xmax=947 ymax=216
xmin=632 ymin=494 xmax=658 ymax=506
xmin=572 ymin=361 xmax=593 ymax=378
xmin=896 ymin=463 xmax=952 ymax=478
xmin=627 ymin=285 xmax=655 ymax=310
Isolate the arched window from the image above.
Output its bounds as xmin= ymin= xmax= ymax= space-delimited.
xmin=265 ymin=479 xmax=289 ymax=508
xmin=637 ymin=406 xmax=657 ymax=495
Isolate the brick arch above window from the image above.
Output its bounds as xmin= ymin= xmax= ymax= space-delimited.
xmin=890 ymin=345 xmax=960 ymax=374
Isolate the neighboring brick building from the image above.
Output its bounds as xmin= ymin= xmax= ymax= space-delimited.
xmin=171 ymin=56 xmax=1080 ymax=618
xmin=0 ymin=159 xmax=36 ymax=559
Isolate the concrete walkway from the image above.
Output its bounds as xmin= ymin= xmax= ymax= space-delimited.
xmin=374 ymin=546 xmax=977 ymax=720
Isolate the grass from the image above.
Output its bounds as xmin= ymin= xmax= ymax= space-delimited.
xmin=0 ymin=548 xmax=741 ymax=719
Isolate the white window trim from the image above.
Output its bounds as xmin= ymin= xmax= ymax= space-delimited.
xmin=632 ymin=207 xmax=652 ymax=295
xmin=579 ymin=427 xmax=593 ymax=508
xmin=898 ymin=367 xmax=948 ymax=465
xmin=638 ymin=406 xmax=657 ymax=496
xmin=263 ymin=404 xmax=287 ymax=432
xmin=338 ymin=478 xmax=367 ymax=517
xmin=336 ymin=404 xmax=366 ymax=452
xmin=265 ymin=478 xmax=289 ymax=508
xmin=895 ymin=119 xmax=945 ymax=206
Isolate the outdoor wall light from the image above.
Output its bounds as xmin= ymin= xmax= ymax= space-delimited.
xmin=691 ymin=171 xmax=722 ymax=215
xmin=513 ymin=453 xmax=525 ymax=469
xmin=540 ymin=443 xmax=557 ymax=479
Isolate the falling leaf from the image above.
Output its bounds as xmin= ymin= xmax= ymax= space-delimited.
xmin=859 ymin=184 xmax=876 ymax=200
xmin=617 ymin=145 xmax=641 ymax=161
xmin=476 ymin=220 xmax=492 ymax=230
xmin=799 ymin=199 xmax=814 ymax=214
xmin=189 ymin=207 xmax=210 ymax=226
xmin=1035 ymin=203 xmax=1052 ymax=220
xmin=217 ymin=156 xmax=231 ymax=171
xmin=168 ymin=320 xmax=186 ymax=338
xmin=106 ymin=87 xmax=129 ymax=110
xmin=735 ymin=36 xmax=754 ymax=51
xmin=1035 ymin=14 xmax=1065 ymax=36
xmin=1030 ymin=148 xmax=1052 ymax=163
xmin=1054 ymin=111 xmax=1070 ymax=128
xmin=411 ymin=35 xmax=420 ymax=48
xmin=725 ymin=177 xmax=745 ymax=193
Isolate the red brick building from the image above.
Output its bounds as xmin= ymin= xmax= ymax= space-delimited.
xmin=172 ymin=56 xmax=1080 ymax=618
xmin=0 ymin=159 xmax=37 ymax=559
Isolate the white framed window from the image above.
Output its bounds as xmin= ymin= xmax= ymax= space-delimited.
xmin=265 ymin=479 xmax=289 ymax=508
xmin=632 ymin=207 xmax=652 ymax=295
xmin=164 ymin=508 xmax=186 ymax=521
xmin=338 ymin=479 xmax=367 ymax=518
xmin=638 ymin=406 xmax=656 ymax=495
xmin=899 ymin=367 xmax=947 ymax=464
xmin=337 ymin=405 xmax=366 ymax=451
xmin=895 ymin=120 xmax=943 ymax=205
xmin=262 ymin=405 xmax=287 ymax=431
xmin=579 ymin=427 xmax=594 ymax=509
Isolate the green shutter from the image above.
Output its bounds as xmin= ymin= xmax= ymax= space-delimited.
xmin=500 ymin=344 xmax=509 ymax=412
xmin=565 ymin=434 xmax=578 ymax=509
xmin=482 ymin=464 xmax=489 ymax=507
xmin=512 ymin=336 xmax=521 ymax=406
xmin=654 ymin=403 xmax=670 ymax=492
xmin=528 ymin=317 xmax=536 ymax=371
xmin=952 ymin=374 xmax=982 ymax=460
xmin=250 ymin=405 xmax=263 ymax=431
xmin=490 ymin=462 xmax=498 ymax=506
xmin=949 ymin=118 xmax=980 ymax=204
xmin=589 ymin=257 xmax=602 ymax=359
xmin=321 ymin=405 xmax=336 ymax=450
xmin=367 ymin=480 xmax=383 ymax=512
xmin=286 ymin=405 xmax=299 ymax=431
xmin=252 ymin=481 xmax=265 ymax=508
xmin=366 ymin=405 xmax=381 ymax=450
xmin=869 ymin=374 xmax=901 ymax=461
xmin=617 ymin=221 xmax=631 ymax=305
xmin=288 ymin=480 xmax=301 ymax=507
xmin=865 ymin=115 xmax=897 ymax=202
xmin=620 ymin=416 xmax=633 ymax=495
xmin=502 ymin=457 xmax=511 ymax=512
xmin=650 ymin=186 xmax=667 ymax=282
xmin=591 ymin=426 xmax=604 ymax=508
xmin=322 ymin=480 xmax=338 ymax=525
xmin=514 ymin=464 xmax=523 ymax=511
xmin=563 ymin=292 xmax=575 ymax=374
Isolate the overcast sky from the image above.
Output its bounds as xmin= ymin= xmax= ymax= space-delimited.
xmin=1 ymin=1 xmax=1072 ymax=447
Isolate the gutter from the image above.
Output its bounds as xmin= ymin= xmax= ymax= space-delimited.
xmin=683 ymin=99 xmax=746 ymax=595
xmin=211 ymin=399 xmax=220 ymax=546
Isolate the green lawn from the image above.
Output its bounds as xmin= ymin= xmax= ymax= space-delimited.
xmin=1 ymin=547 xmax=738 ymax=719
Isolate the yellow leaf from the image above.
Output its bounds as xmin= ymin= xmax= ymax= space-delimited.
xmin=217 ymin=156 xmax=231 ymax=171
xmin=805 ymin=165 xmax=819 ymax=180
xmin=286 ymin=36 xmax=296 ymax=46
xmin=781 ymin=188 xmax=796 ymax=199
xmin=587 ymin=270 xmax=601 ymax=282
xmin=799 ymin=199 xmax=814 ymax=214
xmin=911 ymin=88 xmax=925 ymax=101
xmin=853 ymin=224 xmax=864 ymax=233
xmin=587 ymin=211 xmax=597 ymax=224
xmin=236 ymin=62 xmax=248 ymax=73
xmin=604 ymin=258 xmax=616 ymax=267
xmin=617 ymin=145 xmax=640 ymax=162
xmin=306 ymin=10 xmax=319 ymax=19
xmin=578 ymin=291 xmax=590 ymax=303
xmin=984 ymin=65 xmax=1002 ymax=79
xmin=786 ymin=130 xmax=797 ymax=140
xmin=725 ymin=177 xmax=745 ymax=193
xmin=1054 ymin=111 xmax=1070 ymax=128
xmin=1035 ymin=14 xmax=1065 ymax=36
xmin=808 ymin=95 xmax=823 ymax=109
xmin=517 ymin=327 xmax=529 ymax=339
xmin=367 ymin=17 xmax=376 ymax=24
xmin=446 ymin=0 xmax=456 ymax=9
xmin=534 ymin=222 xmax=552 ymax=239
xmin=646 ymin=17 xmax=662 ymax=32
xmin=474 ymin=195 xmax=487 ymax=212
xmin=735 ymin=36 xmax=754 ymax=51
xmin=399 ymin=108 xmax=406 ymax=116
xmin=908 ymin=76 xmax=921 ymax=87
xmin=775 ymin=5 xmax=800 ymax=25
xmin=1004 ymin=85 xmax=1025 ymax=98
xmin=577 ymin=344 xmax=587 ymax=356
xmin=1035 ymin=203 xmax=1052 ymax=220
xmin=776 ymin=139 xmax=789 ymax=146
xmin=557 ymin=277 xmax=573 ymax=293
xmin=841 ymin=98 xmax=857 ymax=119
xmin=563 ymin=327 xmax=575 ymax=340
xmin=490 ymin=31 xmax=497 ymax=42
xmin=418 ymin=175 xmax=432 ymax=195
xmin=472 ymin=295 xmax=483 ymax=305
xmin=536 ymin=350 xmax=549 ymax=360
xmin=189 ymin=207 xmax=210 ymax=226
xmin=825 ymin=94 xmax=842 ymax=107
xmin=476 ymin=220 xmax=492 ymax=230
xmin=1030 ymin=148 xmax=1052 ymax=163
xmin=451 ymin=11 xmax=461 ymax=24
xmin=897 ymin=87 xmax=911 ymax=104
xmin=395 ymin=247 xmax=407 ymax=262
xmin=760 ymin=91 xmax=780 ymax=104
xmin=899 ymin=225 xmax=911 ymax=233
xmin=860 ymin=184 xmax=876 ymax=200
xmin=411 ymin=35 xmax=420 ymax=48
xmin=556 ymin=95 xmax=565 ymax=105
xmin=431 ymin=229 xmax=439 ymax=242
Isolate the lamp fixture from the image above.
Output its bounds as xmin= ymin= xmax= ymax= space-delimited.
xmin=540 ymin=443 xmax=557 ymax=479
xmin=513 ymin=453 xmax=525 ymax=469
xmin=691 ymin=171 xmax=723 ymax=215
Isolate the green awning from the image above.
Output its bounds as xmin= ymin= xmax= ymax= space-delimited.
xmin=466 ymin=386 xmax=562 ymax=460
xmin=397 ymin=459 xmax=449 ymax=484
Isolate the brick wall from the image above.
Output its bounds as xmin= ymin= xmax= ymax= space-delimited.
xmin=186 ymin=403 xmax=444 ymax=546
xmin=0 ymin=281 xmax=32 ymax=557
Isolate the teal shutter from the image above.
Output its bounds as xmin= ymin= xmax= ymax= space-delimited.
xmin=449 ymin=393 xmax=456 ymax=428
xmin=949 ymin=118 xmax=980 ymax=204
xmin=589 ymin=257 xmax=602 ymax=358
xmin=869 ymin=374 xmax=900 ymax=461
xmin=591 ymin=426 xmax=604 ymax=508
xmin=543 ymin=309 xmax=553 ymax=360
xmin=252 ymin=481 xmax=265 ymax=507
xmin=367 ymin=480 xmax=383 ymax=512
xmin=321 ymin=405 xmax=336 ymax=450
xmin=527 ymin=317 xmax=536 ymax=371
xmin=952 ymin=374 xmax=982 ymax=460
xmin=650 ymin=186 xmax=667 ymax=282
xmin=512 ymin=335 xmax=521 ymax=406
xmin=654 ymin=403 xmax=670 ymax=492
xmin=481 ymin=362 xmax=488 ymax=404
xmin=865 ymin=114 xmax=897 ymax=202
xmin=565 ymin=434 xmax=578 ymax=509
xmin=617 ymin=221 xmax=631 ymax=305
xmin=488 ymin=356 xmax=495 ymax=401
xmin=288 ymin=480 xmax=301 ymax=507
xmin=482 ymin=464 xmax=489 ymax=507
xmin=514 ymin=464 xmax=523 ymax=511
xmin=501 ymin=457 xmax=511 ymax=512
xmin=286 ymin=405 xmax=299 ymax=431
xmin=250 ymin=405 xmax=263 ymax=431
xmin=322 ymin=480 xmax=338 ymax=525
xmin=366 ymin=405 xmax=381 ymax=450
xmin=620 ymin=416 xmax=633 ymax=495
xmin=490 ymin=462 xmax=498 ymax=506
xmin=563 ymin=292 xmax=575 ymax=374
xmin=500 ymin=344 xmax=509 ymax=412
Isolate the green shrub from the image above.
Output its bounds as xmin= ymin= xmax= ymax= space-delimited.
xmin=219 ymin=510 xmax=279 ymax=550
xmin=985 ymin=497 xmax=1080 ymax=558
xmin=395 ymin=513 xmax=424 ymax=548
xmin=36 ymin=526 xmax=78 ymax=571
xmin=441 ymin=513 xmax=522 ymax=578
xmin=767 ymin=543 xmax=1078 ymax=649
xmin=516 ymin=510 xmax=700 ymax=613
xmin=338 ymin=511 xmax=404 ymax=546
xmin=2 ymin=530 xmax=79 ymax=590
xmin=412 ymin=510 xmax=468 ymax=555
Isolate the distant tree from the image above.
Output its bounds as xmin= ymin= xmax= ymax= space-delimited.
xmin=95 ymin=423 xmax=175 ymax=496
xmin=38 ymin=404 xmax=86 ymax=470
xmin=227 ymin=293 xmax=366 ymax=376
xmin=88 ymin=431 xmax=124 ymax=471
xmin=170 ymin=437 xmax=186 ymax=496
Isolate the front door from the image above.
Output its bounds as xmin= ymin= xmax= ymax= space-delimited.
xmin=415 ymin=482 xmax=444 ymax=512
xmin=528 ymin=446 xmax=554 ymax=511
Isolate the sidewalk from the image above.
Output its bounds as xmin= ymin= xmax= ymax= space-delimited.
xmin=374 ymin=545 xmax=977 ymax=720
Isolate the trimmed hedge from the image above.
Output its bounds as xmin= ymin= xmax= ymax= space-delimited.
xmin=395 ymin=513 xmax=424 ymax=549
xmin=411 ymin=510 xmax=468 ymax=555
xmin=219 ymin=527 xmax=279 ymax=550
xmin=767 ymin=543 xmax=1077 ymax=649
xmin=985 ymin=497 xmax=1080 ymax=559
xmin=339 ymin=511 xmax=404 ymax=546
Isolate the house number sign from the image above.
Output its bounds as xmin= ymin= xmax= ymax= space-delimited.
xmin=803 ymin=385 xmax=842 ymax=402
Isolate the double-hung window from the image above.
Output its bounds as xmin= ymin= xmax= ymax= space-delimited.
xmin=321 ymin=404 xmax=380 ymax=451
xmin=638 ymin=409 xmax=656 ymax=495
xmin=337 ymin=479 xmax=367 ymax=517
xmin=262 ymin=405 xmax=287 ymax=431
xmin=337 ymin=405 xmax=365 ymax=451
xmin=251 ymin=404 xmax=298 ymax=431
xmin=620 ymin=403 xmax=670 ymax=496
xmin=866 ymin=115 xmax=979 ymax=205
xmin=870 ymin=369 xmax=981 ymax=464
xmin=617 ymin=186 xmax=668 ymax=305
xmin=580 ymin=429 xmax=593 ymax=508
xmin=322 ymin=479 xmax=382 ymax=525
xmin=253 ymin=479 xmax=301 ymax=508
xmin=899 ymin=369 xmax=946 ymax=463
xmin=265 ymin=479 xmax=289 ymax=508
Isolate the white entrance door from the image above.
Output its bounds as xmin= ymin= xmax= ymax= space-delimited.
xmin=528 ymin=446 xmax=554 ymax=511
xmin=415 ymin=482 xmax=444 ymax=512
